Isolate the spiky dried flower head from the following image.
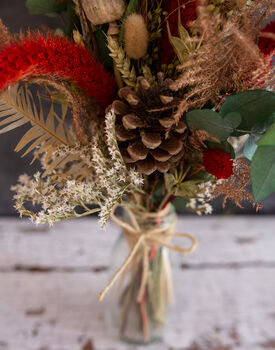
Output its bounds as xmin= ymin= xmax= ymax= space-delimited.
xmin=0 ymin=33 xmax=117 ymax=110
xmin=203 ymin=149 xmax=233 ymax=179
xmin=124 ymin=13 xmax=149 ymax=59
xmin=0 ymin=19 xmax=10 ymax=47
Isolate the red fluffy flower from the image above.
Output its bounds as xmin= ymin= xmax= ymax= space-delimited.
xmin=160 ymin=0 xmax=198 ymax=65
xmin=258 ymin=21 xmax=275 ymax=56
xmin=203 ymin=149 xmax=233 ymax=179
xmin=0 ymin=34 xmax=117 ymax=109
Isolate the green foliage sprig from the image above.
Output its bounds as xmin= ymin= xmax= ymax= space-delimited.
xmin=186 ymin=90 xmax=275 ymax=202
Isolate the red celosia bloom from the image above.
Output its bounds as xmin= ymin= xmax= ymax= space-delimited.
xmin=258 ymin=21 xmax=275 ymax=56
xmin=160 ymin=0 xmax=198 ymax=65
xmin=203 ymin=149 xmax=233 ymax=179
xmin=0 ymin=33 xmax=117 ymax=109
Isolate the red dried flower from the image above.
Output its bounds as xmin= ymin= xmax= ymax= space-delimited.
xmin=0 ymin=33 xmax=117 ymax=109
xmin=258 ymin=21 xmax=275 ymax=56
xmin=203 ymin=149 xmax=233 ymax=179
xmin=160 ymin=0 xmax=198 ymax=65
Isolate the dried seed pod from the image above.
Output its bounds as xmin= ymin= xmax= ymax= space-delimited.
xmin=81 ymin=0 xmax=126 ymax=25
xmin=124 ymin=13 xmax=149 ymax=59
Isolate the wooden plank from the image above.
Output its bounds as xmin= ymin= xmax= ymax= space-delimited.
xmin=0 ymin=217 xmax=274 ymax=269
xmin=0 ymin=217 xmax=275 ymax=349
xmin=0 ymin=268 xmax=274 ymax=350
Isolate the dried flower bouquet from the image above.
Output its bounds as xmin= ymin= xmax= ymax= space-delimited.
xmin=0 ymin=0 xmax=274 ymax=343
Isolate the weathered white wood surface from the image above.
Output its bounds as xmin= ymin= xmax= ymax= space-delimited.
xmin=0 ymin=217 xmax=275 ymax=350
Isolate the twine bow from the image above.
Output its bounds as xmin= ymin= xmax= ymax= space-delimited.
xmin=98 ymin=204 xmax=198 ymax=302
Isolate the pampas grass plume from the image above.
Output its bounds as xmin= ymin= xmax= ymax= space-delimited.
xmin=124 ymin=13 xmax=149 ymax=59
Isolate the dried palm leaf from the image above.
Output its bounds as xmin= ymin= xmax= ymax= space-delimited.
xmin=29 ymin=76 xmax=99 ymax=144
xmin=0 ymin=84 xmax=77 ymax=172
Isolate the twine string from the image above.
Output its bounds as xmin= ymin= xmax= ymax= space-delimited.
xmin=98 ymin=204 xmax=198 ymax=302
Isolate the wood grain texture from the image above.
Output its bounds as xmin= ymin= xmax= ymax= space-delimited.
xmin=0 ymin=217 xmax=275 ymax=350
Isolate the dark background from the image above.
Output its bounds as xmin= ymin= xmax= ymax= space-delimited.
xmin=0 ymin=0 xmax=274 ymax=215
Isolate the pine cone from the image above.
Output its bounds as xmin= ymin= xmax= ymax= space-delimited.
xmin=110 ymin=73 xmax=189 ymax=175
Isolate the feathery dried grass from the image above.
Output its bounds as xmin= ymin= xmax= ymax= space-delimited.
xmin=171 ymin=0 xmax=275 ymax=122
xmin=124 ymin=13 xmax=149 ymax=59
xmin=245 ymin=0 xmax=275 ymax=41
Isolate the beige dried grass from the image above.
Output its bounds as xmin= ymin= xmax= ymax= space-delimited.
xmin=171 ymin=0 xmax=275 ymax=122
xmin=124 ymin=13 xmax=149 ymax=59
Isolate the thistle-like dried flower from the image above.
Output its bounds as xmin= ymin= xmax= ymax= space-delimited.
xmin=124 ymin=13 xmax=149 ymax=59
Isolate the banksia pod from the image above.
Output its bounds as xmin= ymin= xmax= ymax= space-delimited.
xmin=81 ymin=0 xmax=126 ymax=25
xmin=124 ymin=13 xmax=149 ymax=59
xmin=109 ymin=73 xmax=189 ymax=175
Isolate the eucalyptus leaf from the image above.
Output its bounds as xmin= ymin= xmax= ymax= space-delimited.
xmin=186 ymin=109 xmax=240 ymax=141
xmin=267 ymin=112 xmax=275 ymax=125
xmin=26 ymin=0 xmax=67 ymax=17
xmin=243 ymin=135 xmax=260 ymax=161
xmin=257 ymin=122 xmax=275 ymax=146
xmin=251 ymin=146 xmax=275 ymax=201
xmin=224 ymin=112 xmax=242 ymax=129
xmin=94 ymin=29 xmax=113 ymax=70
xmin=172 ymin=197 xmax=188 ymax=213
xmin=205 ymin=140 xmax=235 ymax=158
xmin=220 ymin=90 xmax=275 ymax=135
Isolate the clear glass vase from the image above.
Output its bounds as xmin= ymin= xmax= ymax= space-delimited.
xmin=107 ymin=205 xmax=177 ymax=345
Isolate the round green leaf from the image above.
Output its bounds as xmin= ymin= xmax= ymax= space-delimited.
xmin=186 ymin=110 xmax=235 ymax=141
xmin=205 ymin=140 xmax=235 ymax=158
xmin=243 ymin=135 xmax=259 ymax=161
xmin=257 ymin=122 xmax=275 ymax=147
xmin=220 ymin=90 xmax=275 ymax=135
xmin=26 ymin=0 xmax=67 ymax=16
xmin=251 ymin=145 xmax=275 ymax=201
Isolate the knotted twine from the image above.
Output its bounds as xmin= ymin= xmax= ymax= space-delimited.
xmin=98 ymin=204 xmax=198 ymax=302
